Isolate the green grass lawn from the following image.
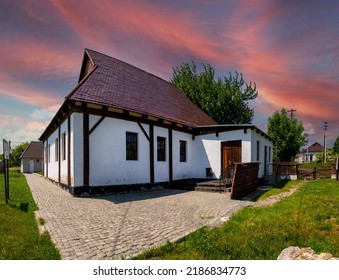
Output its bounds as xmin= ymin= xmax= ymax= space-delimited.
xmin=0 ymin=171 xmax=60 ymax=259
xmin=252 ymin=179 xmax=297 ymax=201
xmin=134 ymin=179 xmax=339 ymax=260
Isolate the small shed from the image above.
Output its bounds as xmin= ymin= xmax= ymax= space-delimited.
xmin=20 ymin=141 xmax=43 ymax=173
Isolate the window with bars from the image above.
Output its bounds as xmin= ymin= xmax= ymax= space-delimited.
xmin=126 ymin=132 xmax=138 ymax=160
xmin=180 ymin=140 xmax=187 ymax=162
xmin=157 ymin=137 xmax=166 ymax=161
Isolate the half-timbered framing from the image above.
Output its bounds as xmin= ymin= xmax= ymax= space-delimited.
xmin=39 ymin=49 xmax=273 ymax=195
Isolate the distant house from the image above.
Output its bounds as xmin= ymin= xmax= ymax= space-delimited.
xmin=297 ymin=142 xmax=323 ymax=163
xmin=20 ymin=141 xmax=43 ymax=173
xmin=39 ymin=49 xmax=273 ymax=195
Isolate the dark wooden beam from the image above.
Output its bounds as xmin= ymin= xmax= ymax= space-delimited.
xmin=58 ymin=126 xmax=61 ymax=184
xmin=45 ymin=139 xmax=48 ymax=178
xmin=83 ymin=113 xmax=89 ymax=186
xmin=71 ymin=106 xmax=194 ymax=135
xmin=168 ymin=129 xmax=173 ymax=185
xmin=137 ymin=123 xmax=150 ymax=142
xmin=89 ymin=116 xmax=105 ymax=135
xmin=67 ymin=116 xmax=71 ymax=186
xmin=149 ymin=125 xmax=154 ymax=186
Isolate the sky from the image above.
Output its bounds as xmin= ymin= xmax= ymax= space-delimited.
xmin=1 ymin=0 xmax=339 ymax=153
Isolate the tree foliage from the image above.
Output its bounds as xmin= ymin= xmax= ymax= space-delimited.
xmin=333 ymin=136 xmax=339 ymax=154
xmin=170 ymin=62 xmax=258 ymax=124
xmin=316 ymin=148 xmax=339 ymax=163
xmin=267 ymin=108 xmax=308 ymax=162
xmin=9 ymin=142 xmax=29 ymax=167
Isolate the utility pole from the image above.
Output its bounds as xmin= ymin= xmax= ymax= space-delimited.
xmin=287 ymin=109 xmax=297 ymax=118
xmin=321 ymin=121 xmax=328 ymax=164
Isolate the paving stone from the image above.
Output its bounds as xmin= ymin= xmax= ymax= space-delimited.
xmin=25 ymin=173 xmax=252 ymax=260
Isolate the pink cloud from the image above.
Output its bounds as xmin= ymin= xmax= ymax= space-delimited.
xmin=0 ymin=36 xmax=80 ymax=107
xmin=50 ymin=0 xmax=236 ymax=67
xmin=0 ymin=38 xmax=78 ymax=80
xmin=0 ymin=81 xmax=61 ymax=108
xmin=2 ymin=0 xmax=338 ymax=147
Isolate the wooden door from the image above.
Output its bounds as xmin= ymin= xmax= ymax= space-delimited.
xmin=221 ymin=141 xmax=242 ymax=172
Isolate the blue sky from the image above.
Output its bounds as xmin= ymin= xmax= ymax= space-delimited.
xmin=1 ymin=0 xmax=339 ymax=152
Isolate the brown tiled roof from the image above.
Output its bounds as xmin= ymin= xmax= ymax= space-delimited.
xmin=20 ymin=141 xmax=43 ymax=159
xmin=306 ymin=142 xmax=323 ymax=153
xmin=68 ymin=49 xmax=217 ymax=127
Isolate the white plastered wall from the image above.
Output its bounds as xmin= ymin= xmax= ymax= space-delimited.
xmin=172 ymin=130 xmax=195 ymax=180
xmin=44 ymin=128 xmax=59 ymax=182
xmin=250 ymin=129 xmax=273 ymax=177
xmin=194 ymin=129 xmax=253 ymax=179
xmin=88 ymin=116 xmax=150 ymax=186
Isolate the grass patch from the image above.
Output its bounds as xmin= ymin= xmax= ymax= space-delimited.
xmin=133 ymin=179 xmax=339 ymax=260
xmin=300 ymin=162 xmax=332 ymax=170
xmin=253 ymin=179 xmax=300 ymax=201
xmin=0 ymin=171 xmax=60 ymax=259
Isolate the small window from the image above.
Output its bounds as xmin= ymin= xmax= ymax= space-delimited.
xmin=55 ymin=138 xmax=59 ymax=162
xmin=157 ymin=137 xmax=166 ymax=161
xmin=62 ymin=132 xmax=66 ymax=161
xmin=180 ymin=140 xmax=187 ymax=162
xmin=126 ymin=132 xmax=138 ymax=160
xmin=256 ymin=141 xmax=260 ymax=161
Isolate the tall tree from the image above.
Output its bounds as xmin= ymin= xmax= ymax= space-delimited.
xmin=171 ymin=62 xmax=258 ymax=124
xmin=333 ymin=136 xmax=339 ymax=154
xmin=9 ymin=142 xmax=29 ymax=167
xmin=267 ymin=108 xmax=308 ymax=162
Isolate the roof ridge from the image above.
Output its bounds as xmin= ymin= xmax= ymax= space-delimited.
xmin=65 ymin=64 xmax=98 ymax=100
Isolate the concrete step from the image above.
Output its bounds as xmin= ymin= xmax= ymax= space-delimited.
xmin=194 ymin=185 xmax=230 ymax=193
xmin=169 ymin=179 xmax=231 ymax=193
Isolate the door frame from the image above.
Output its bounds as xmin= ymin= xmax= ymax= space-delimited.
xmin=221 ymin=140 xmax=242 ymax=173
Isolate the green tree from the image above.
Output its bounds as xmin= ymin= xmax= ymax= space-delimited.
xmin=170 ymin=62 xmax=258 ymax=124
xmin=333 ymin=136 xmax=339 ymax=154
xmin=9 ymin=142 xmax=29 ymax=167
xmin=267 ymin=108 xmax=308 ymax=162
xmin=316 ymin=148 xmax=339 ymax=163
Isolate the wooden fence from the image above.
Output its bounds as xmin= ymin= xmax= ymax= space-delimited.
xmin=230 ymin=162 xmax=259 ymax=199
xmin=273 ymin=162 xmax=335 ymax=180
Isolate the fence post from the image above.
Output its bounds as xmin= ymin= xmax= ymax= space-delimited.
xmin=314 ymin=167 xmax=317 ymax=180
xmin=336 ymin=158 xmax=339 ymax=181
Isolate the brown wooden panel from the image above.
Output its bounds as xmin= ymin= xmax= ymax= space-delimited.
xmin=231 ymin=162 xmax=259 ymax=199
